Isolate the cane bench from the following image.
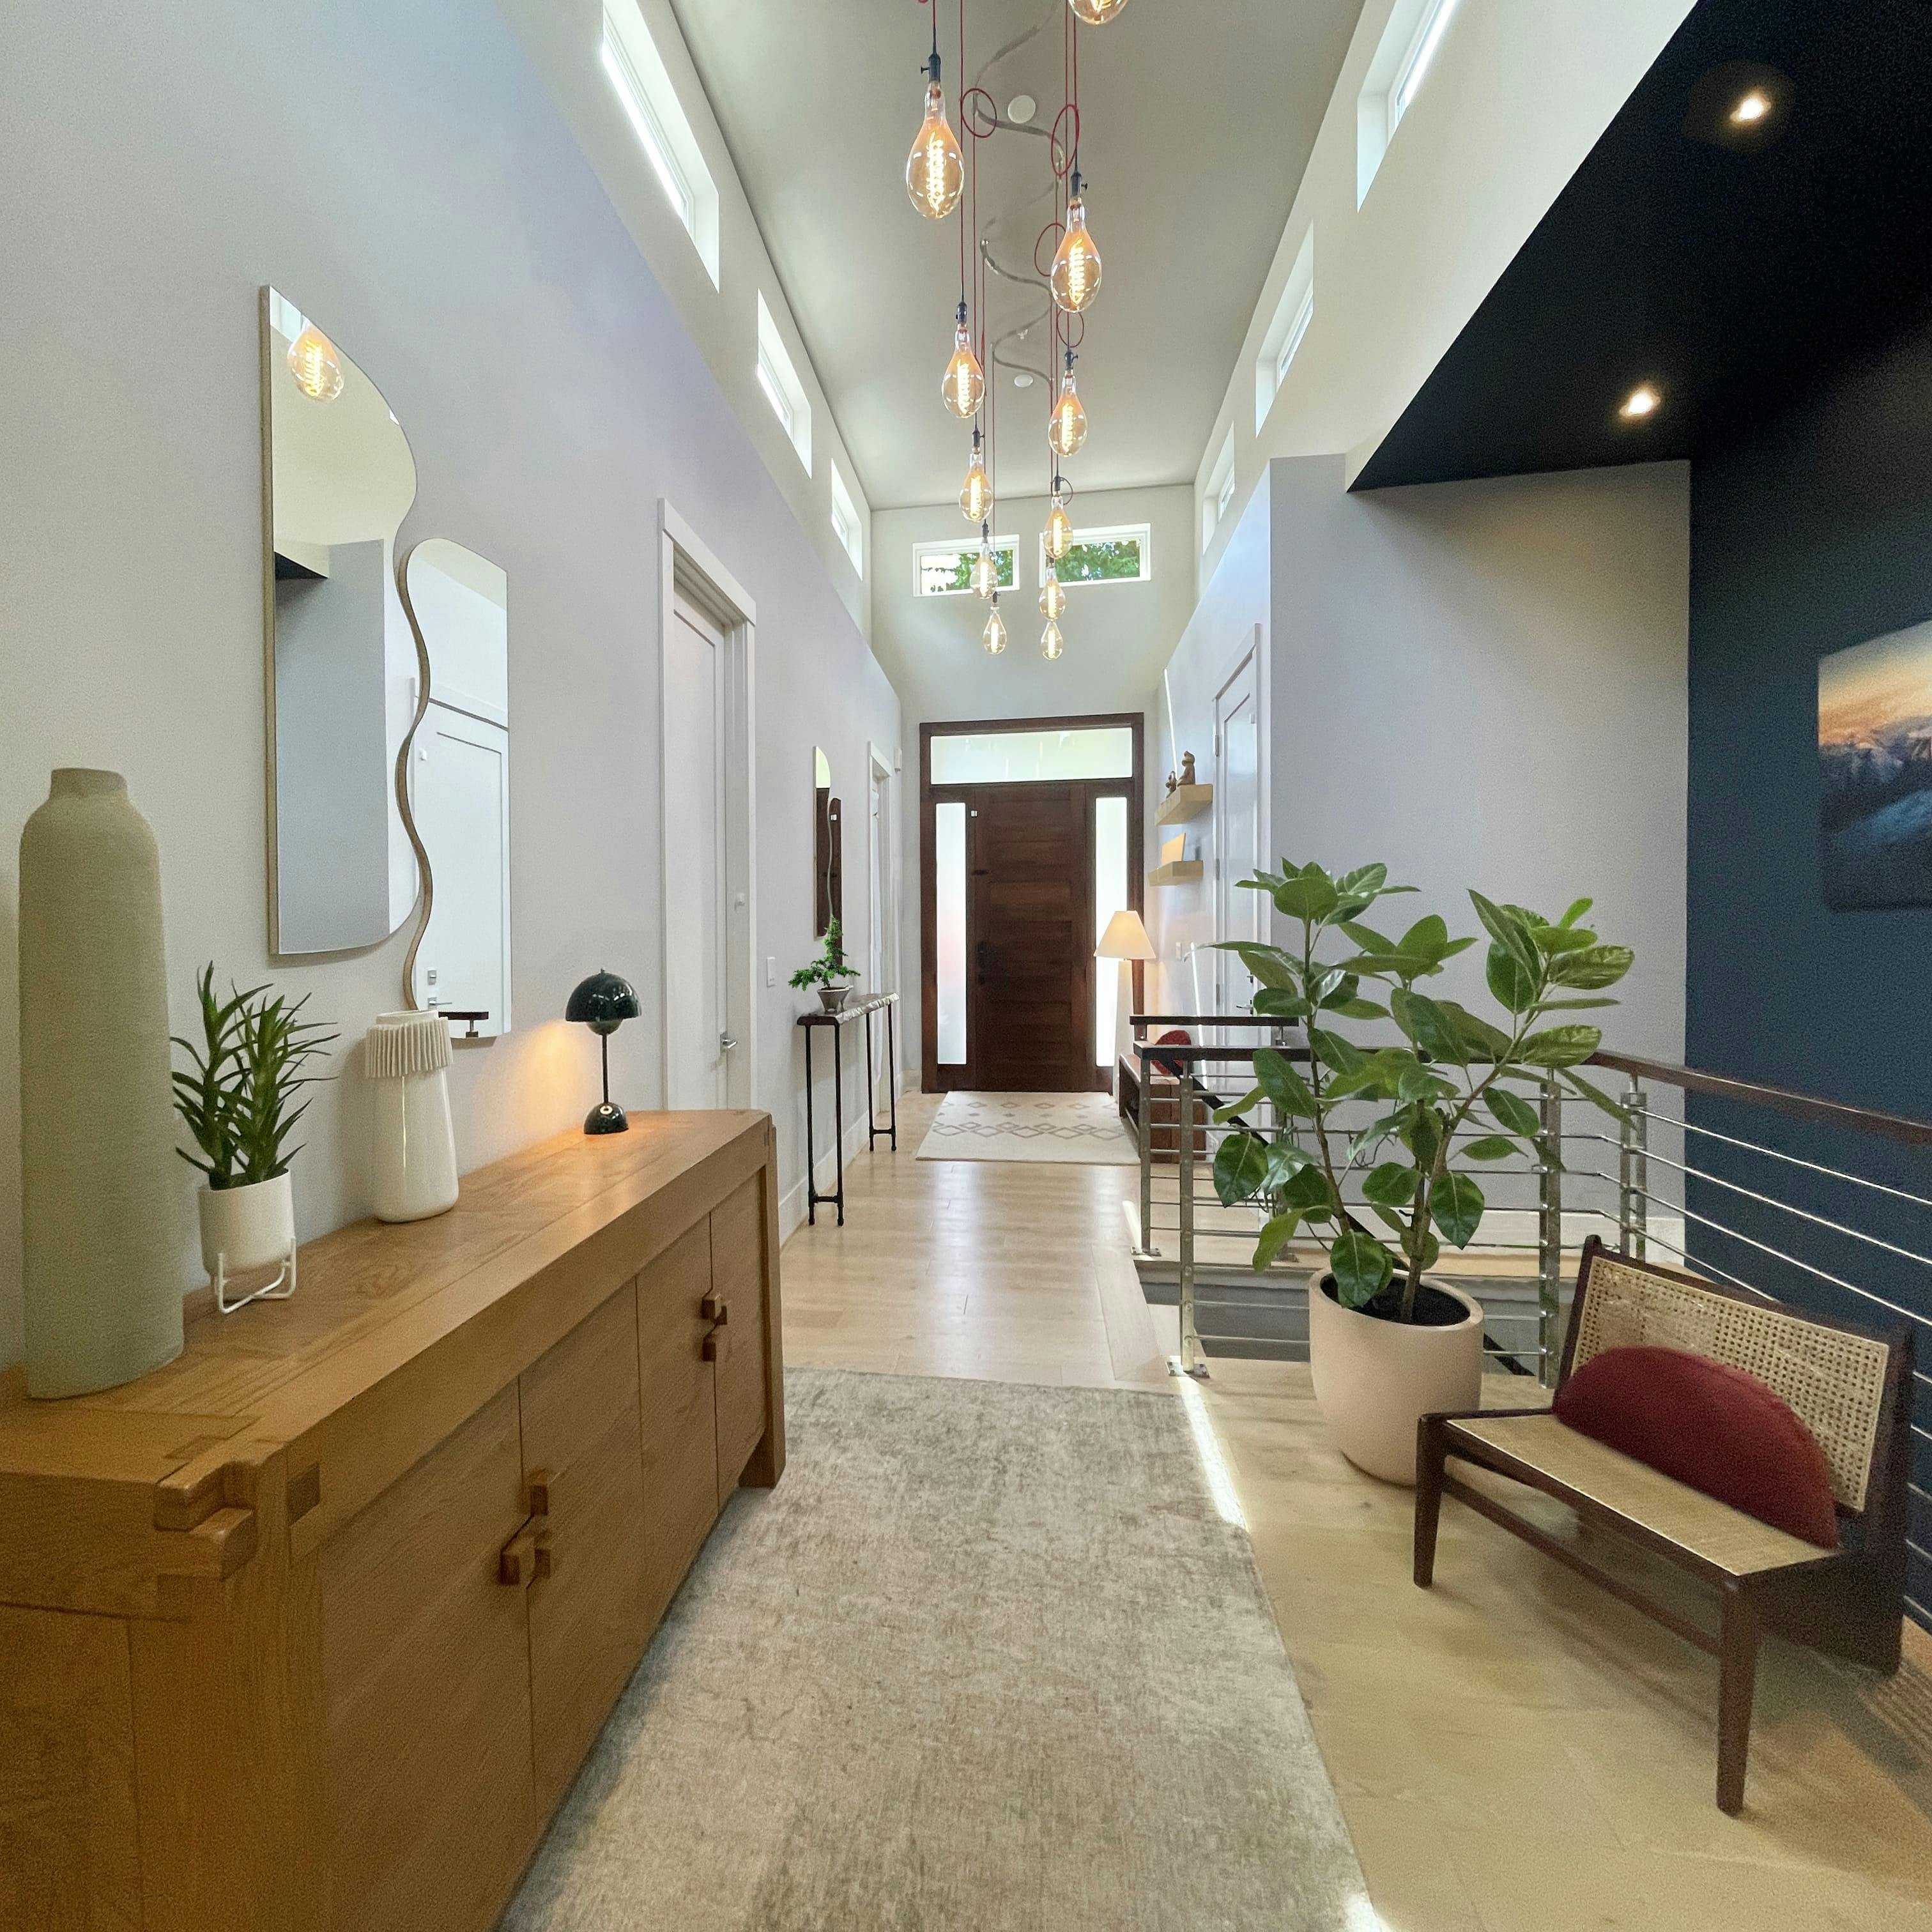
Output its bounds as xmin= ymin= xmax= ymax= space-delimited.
xmin=1414 ymin=1237 xmax=1913 ymax=1813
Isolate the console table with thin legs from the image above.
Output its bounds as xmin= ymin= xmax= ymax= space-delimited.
xmin=797 ymin=993 xmax=900 ymax=1226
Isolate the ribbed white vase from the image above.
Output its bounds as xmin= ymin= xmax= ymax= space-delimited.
xmin=366 ymin=1011 xmax=459 ymax=1222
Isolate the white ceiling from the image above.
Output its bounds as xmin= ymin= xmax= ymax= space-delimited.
xmin=670 ymin=0 xmax=1365 ymax=510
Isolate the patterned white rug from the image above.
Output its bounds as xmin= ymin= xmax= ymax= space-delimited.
xmin=917 ymin=1089 xmax=1139 ymax=1165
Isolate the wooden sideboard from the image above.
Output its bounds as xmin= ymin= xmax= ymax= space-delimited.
xmin=0 ymin=1109 xmax=783 ymax=1932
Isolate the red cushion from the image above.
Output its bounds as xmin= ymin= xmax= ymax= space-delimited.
xmin=1553 ymin=1346 xmax=1840 ymax=1549
xmin=1151 ymin=1029 xmax=1192 ymax=1078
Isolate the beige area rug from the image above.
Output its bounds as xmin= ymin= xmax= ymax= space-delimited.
xmin=503 ymin=1369 xmax=1369 ymax=1932
xmin=917 ymin=1089 xmax=1140 ymax=1165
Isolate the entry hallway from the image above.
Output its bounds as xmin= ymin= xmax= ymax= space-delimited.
xmin=784 ymin=1095 xmax=1932 ymax=1931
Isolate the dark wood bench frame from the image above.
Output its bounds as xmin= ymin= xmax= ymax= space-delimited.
xmin=1413 ymin=1236 xmax=1914 ymax=1813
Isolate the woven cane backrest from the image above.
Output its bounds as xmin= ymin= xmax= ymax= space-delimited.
xmin=1571 ymin=1252 xmax=1891 ymax=1513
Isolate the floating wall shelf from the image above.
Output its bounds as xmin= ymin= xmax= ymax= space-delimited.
xmin=1154 ymin=784 xmax=1213 ymax=829
xmin=1148 ymin=860 xmax=1204 ymax=887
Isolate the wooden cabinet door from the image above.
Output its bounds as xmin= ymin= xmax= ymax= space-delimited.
xmin=636 ymin=1219 xmax=719 ymax=1634
xmin=322 ymin=1384 xmax=535 ymax=1932
xmin=519 ymin=1285 xmax=648 ymax=1816
xmin=710 ymin=1176 xmax=770 ymax=1503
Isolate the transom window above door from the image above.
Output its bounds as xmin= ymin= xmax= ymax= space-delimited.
xmin=930 ymin=727 xmax=1134 ymax=785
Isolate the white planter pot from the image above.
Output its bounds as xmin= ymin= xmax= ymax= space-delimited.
xmin=198 ymin=1173 xmax=296 ymax=1277
xmin=1307 ymin=1275 xmax=1486 ymax=1486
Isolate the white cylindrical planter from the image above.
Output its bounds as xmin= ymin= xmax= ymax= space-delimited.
xmin=198 ymin=1173 xmax=296 ymax=1276
xmin=19 ymin=769 xmax=184 ymax=1397
xmin=366 ymin=1011 xmax=459 ymax=1223
xmin=1308 ymin=1276 xmax=1487 ymax=1486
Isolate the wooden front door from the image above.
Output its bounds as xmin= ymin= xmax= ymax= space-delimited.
xmin=969 ymin=784 xmax=1092 ymax=1091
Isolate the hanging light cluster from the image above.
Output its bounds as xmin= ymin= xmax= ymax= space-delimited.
xmin=905 ymin=0 xmax=1126 ymax=661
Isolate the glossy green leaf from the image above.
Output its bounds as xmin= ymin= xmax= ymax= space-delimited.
xmin=1521 ymin=1024 xmax=1602 ymax=1068
xmin=1253 ymin=1047 xmax=1317 ymax=1117
xmin=1463 ymin=1135 xmax=1517 ymax=1161
xmin=1213 ymin=1132 xmax=1271 ymax=1205
xmin=1330 ymin=1229 xmax=1395 ymax=1307
xmin=1391 ymin=989 xmax=1469 ymax=1064
xmin=1362 ymin=1160 xmax=1419 ymax=1208
xmin=1549 ymin=944 xmax=1634 ymax=990
xmin=1485 ymin=940 xmax=1539 ymax=1014
xmin=1431 ymin=1172 xmax=1485 ymax=1247
xmin=1254 ymin=1212 xmax=1301 ymax=1271
xmin=1486 ymin=1088 xmax=1541 ymax=1137
xmin=1560 ymin=1067 xmax=1630 ymax=1120
xmin=1469 ymin=890 xmax=1536 ymax=967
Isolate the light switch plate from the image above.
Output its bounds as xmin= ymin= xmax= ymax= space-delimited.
xmin=765 ymin=956 xmax=777 ymax=987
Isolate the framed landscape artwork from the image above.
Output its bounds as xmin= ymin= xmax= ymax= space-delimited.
xmin=1819 ymin=618 xmax=1932 ymax=908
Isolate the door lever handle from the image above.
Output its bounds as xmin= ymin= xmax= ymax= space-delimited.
xmin=719 ymin=1032 xmax=738 ymax=1052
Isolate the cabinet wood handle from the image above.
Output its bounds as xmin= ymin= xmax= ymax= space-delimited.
xmin=700 ymin=1295 xmax=728 ymax=1326
xmin=499 ymin=1521 xmax=541 ymax=1586
xmin=526 ymin=1468 xmax=556 ymax=1517
xmin=702 ymin=1330 xmax=726 ymax=1363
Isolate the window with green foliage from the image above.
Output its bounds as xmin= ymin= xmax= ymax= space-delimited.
xmin=916 ymin=539 xmax=1017 ymax=597
xmin=1041 ymin=523 xmax=1151 ymax=585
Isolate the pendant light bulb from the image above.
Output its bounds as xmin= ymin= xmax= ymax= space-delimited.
xmin=287 ymin=323 xmax=344 ymax=402
xmin=960 ymin=430 xmax=993 ymax=523
xmin=1068 ymin=0 xmax=1132 ymax=22
xmin=1041 ymin=618 xmax=1065 ymax=661
xmin=942 ymin=307 xmax=986 ymax=420
xmin=906 ymin=68 xmax=965 ymax=220
xmin=1039 ymin=565 xmax=1066 ymax=622
xmin=1045 ymin=490 xmax=1073 ymax=563
xmin=1050 ymin=183 xmax=1103 ymax=314
xmin=1048 ymin=365 xmax=1087 ymax=459
xmin=983 ymin=597 xmax=1008 ymax=655
xmin=972 ymin=527 xmax=1000 ymax=599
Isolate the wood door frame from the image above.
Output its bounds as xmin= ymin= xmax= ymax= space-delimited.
xmin=919 ymin=712 xmax=1144 ymax=1094
xmin=657 ymin=500 xmax=756 ymax=1110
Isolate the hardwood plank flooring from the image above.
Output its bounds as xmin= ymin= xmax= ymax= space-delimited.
xmin=783 ymin=1089 xmax=1932 ymax=1928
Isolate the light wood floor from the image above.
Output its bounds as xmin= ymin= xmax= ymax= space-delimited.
xmin=781 ymin=1092 xmax=1932 ymax=1929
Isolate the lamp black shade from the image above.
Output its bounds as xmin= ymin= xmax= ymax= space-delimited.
xmin=566 ymin=970 xmax=640 ymax=1134
xmin=566 ymin=969 xmax=641 ymax=1035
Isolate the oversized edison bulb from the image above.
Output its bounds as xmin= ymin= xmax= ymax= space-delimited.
xmin=1041 ymin=618 xmax=1065 ymax=661
xmin=1050 ymin=195 xmax=1103 ymax=312
xmin=1039 ymin=565 xmax=1066 ymax=622
xmin=942 ymin=321 xmax=985 ymax=418
xmin=1045 ymin=493 xmax=1073 ymax=562
xmin=287 ymin=323 xmax=344 ymax=402
xmin=1068 ymin=0 xmax=1132 ymax=21
xmin=1048 ymin=371 xmax=1087 ymax=458
xmin=983 ymin=598 xmax=1008 ymax=655
xmin=906 ymin=80 xmax=965 ymax=220
xmin=960 ymin=438 xmax=993 ymax=523
xmin=971 ymin=535 xmax=1000 ymax=599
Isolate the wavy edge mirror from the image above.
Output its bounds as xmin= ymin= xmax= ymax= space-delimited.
xmin=396 ymin=539 xmax=511 ymax=1039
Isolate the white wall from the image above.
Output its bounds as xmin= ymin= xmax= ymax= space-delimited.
xmin=1151 ymin=456 xmax=1689 ymax=1061
xmin=0 ymin=0 xmax=900 ymax=1361
xmin=1196 ymin=0 xmax=1697 ymax=592
xmin=501 ymin=0 xmax=874 ymax=643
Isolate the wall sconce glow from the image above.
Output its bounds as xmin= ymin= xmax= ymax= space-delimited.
xmin=1730 ymin=89 xmax=1771 ymax=125
xmin=1040 ymin=618 xmax=1064 ymax=661
xmin=942 ymin=310 xmax=986 ymax=420
xmin=287 ymin=324 xmax=344 ymax=402
xmin=982 ymin=597 xmax=1008 ymax=655
xmin=1619 ymin=383 xmax=1661 ymax=421
xmin=1050 ymin=185 xmax=1103 ymax=313
xmin=906 ymin=74 xmax=965 ymax=219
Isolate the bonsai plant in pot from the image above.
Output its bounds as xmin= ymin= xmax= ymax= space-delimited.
xmin=174 ymin=965 xmax=336 ymax=1306
xmin=790 ymin=917 xmax=861 ymax=1012
xmin=1211 ymin=862 xmax=1631 ymax=1482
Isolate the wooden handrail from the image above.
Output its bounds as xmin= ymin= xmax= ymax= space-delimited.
xmin=1589 ymin=1052 xmax=1932 ymax=1151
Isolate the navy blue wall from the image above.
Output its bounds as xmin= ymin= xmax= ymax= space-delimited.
xmin=1687 ymin=317 xmax=1932 ymax=1620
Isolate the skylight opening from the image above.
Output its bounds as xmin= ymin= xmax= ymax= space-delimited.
xmin=831 ymin=465 xmax=864 ymax=576
xmin=1255 ymin=227 xmax=1315 ymax=433
xmin=756 ymin=293 xmax=812 ymax=473
xmin=1357 ymin=0 xmax=1464 ymax=206
xmin=601 ymin=2 xmax=721 ymax=286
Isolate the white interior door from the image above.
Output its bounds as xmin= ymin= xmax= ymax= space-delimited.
xmin=412 ymin=702 xmax=510 ymax=1032
xmin=868 ymin=758 xmax=893 ymax=1112
xmin=664 ymin=595 xmax=728 ymax=1107
xmin=1213 ymin=649 xmax=1263 ymax=1018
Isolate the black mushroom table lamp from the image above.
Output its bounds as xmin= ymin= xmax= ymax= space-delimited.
xmin=566 ymin=970 xmax=641 ymax=1134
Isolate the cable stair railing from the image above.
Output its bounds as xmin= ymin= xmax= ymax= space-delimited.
xmin=1129 ymin=1017 xmax=1932 ymax=1629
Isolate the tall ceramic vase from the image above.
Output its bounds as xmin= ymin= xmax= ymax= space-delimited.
xmin=19 ymin=769 xmax=185 ymax=1396
xmin=365 ymin=1011 xmax=459 ymax=1222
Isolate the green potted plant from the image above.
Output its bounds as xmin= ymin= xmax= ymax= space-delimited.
xmin=790 ymin=916 xmax=861 ymax=1013
xmin=1211 ymin=862 xmax=1631 ymax=1482
xmin=174 ymin=965 xmax=336 ymax=1293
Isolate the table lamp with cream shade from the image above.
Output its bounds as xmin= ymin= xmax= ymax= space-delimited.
xmin=1098 ymin=908 xmax=1158 ymax=1081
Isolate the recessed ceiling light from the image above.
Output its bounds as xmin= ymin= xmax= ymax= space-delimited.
xmin=1007 ymin=93 xmax=1036 ymax=123
xmin=1619 ymin=383 xmax=1661 ymax=420
xmin=1730 ymin=89 xmax=1770 ymax=125
xmin=1013 ymin=372 xmax=1035 ymax=389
